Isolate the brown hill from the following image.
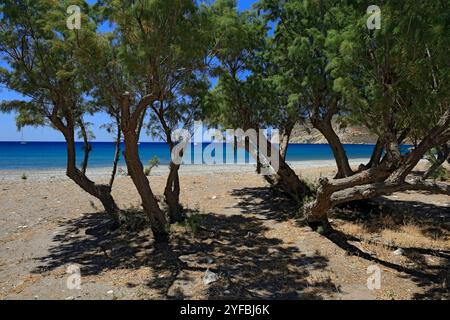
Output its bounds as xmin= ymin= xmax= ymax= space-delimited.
xmin=290 ymin=121 xmax=378 ymax=145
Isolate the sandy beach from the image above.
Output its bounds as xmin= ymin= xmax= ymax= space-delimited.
xmin=0 ymin=159 xmax=371 ymax=181
xmin=0 ymin=160 xmax=448 ymax=300
xmin=2 ymin=0 xmax=450 ymax=306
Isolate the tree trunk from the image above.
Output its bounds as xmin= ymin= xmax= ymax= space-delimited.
xmin=304 ymin=164 xmax=393 ymax=232
xmin=303 ymin=178 xmax=334 ymax=233
xmin=305 ymin=129 xmax=450 ymax=232
xmin=109 ymin=119 xmax=122 ymax=188
xmin=122 ymin=130 xmax=168 ymax=242
xmin=312 ymin=118 xmax=353 ymax=178
xmin=305 ymin=173 xmax=450 ymax=234
xmin=136 ymin=109 xmax=146 ymax=139
xmin=279 ymin=124 xmax=294 ymax=161
xmin=305 ymin=108 xmax=450 ymax=234
xmin=243 ymin=132 xmax=311 ymax=201
xmin=388 ymin=111 xmax=450 ymax=183
xmin=164 ymin=162 xmax=184 ymax=223
xmin=255 ymin=132 xmax=262 ymax=174
xmin=276 ymin=156 xmax=311 ymax=201
xmin=120 ymin=94 xmax=169 ymax=243
xmin=62 ymin=125 xmax=120 ymax=223
xmin=153 ymin=103 xmax=185 ymax=224
xmin=365 ymin=137 xmax=384 ymax=169
xmin=78 ymin=120 xmax=91 ymax=175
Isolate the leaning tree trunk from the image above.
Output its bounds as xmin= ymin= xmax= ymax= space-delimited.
xmin=120 ymin=94 xmax=169 ymax=243
xmin=303 ymin=179 xmax=334 ymax=233
xmin=279 ymin=124 xmax=294 ymax=161
xmin=306 ymin=176 xmax=450 ymax=234
xmin=122 ymin=130 xmax=169 ymax=242
xmin=365 ymin=137 xmax=384 ymax=169
xmin=304 ymin=170 xmax=390 ymax=234
xmin=277 ymin=156 xmax=311 ymax=201
xmin=58 ymin=122 xmax=120 ymax=223
xmin=243 ymin=131 xmax=311 ymax=201
xmin=305 ymin=110 xmax=450 ymax=234
xmin=245 ymin=135 xmax=263 ymax=174
xmin=312 ymin=118 xmax=353 ymax=178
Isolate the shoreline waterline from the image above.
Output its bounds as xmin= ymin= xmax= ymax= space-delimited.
xmin=0 ymin=141 xmax=414 ymax=172
xmin=0 ymin=159 xmax=371 ymax=181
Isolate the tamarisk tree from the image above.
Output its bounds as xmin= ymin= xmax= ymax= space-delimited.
xmin=205 ymin=0 xmax=312 ymax=201
xmin=76 ymin=0 xmax=211 ymax=241
xmin=256 ymin=0 xmax=450 ymax=231
xmin=301 ymin=0 xmax=450 ymax=231
xmin=0 ymin=0 xmax=121 ymax=220
xmin=259 ymin=0 xmax=356 ymax=179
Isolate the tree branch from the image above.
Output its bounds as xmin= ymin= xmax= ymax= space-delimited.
xmin=331 ymin=179 xmax=450 ymax=206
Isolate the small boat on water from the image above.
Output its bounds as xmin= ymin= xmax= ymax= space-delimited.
xmin=20 ymin=131 xmax=27 ymax=145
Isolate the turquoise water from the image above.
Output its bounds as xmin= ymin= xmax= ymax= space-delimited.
xmin=0 ymin=141 xmax=391 ymax=171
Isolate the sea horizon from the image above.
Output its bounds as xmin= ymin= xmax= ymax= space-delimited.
xmin=0 ymin=141 xmax=402 ymax=171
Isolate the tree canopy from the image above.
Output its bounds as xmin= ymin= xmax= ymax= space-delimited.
xmin=1 ymin=0 xmax=449 ymax=242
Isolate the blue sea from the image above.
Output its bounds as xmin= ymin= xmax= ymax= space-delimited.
xmin=0 ymin=141 xmax=393 ymax=171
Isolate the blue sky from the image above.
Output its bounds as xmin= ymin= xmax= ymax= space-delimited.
xmin=0 ymin=0 xmax=256 ymax=142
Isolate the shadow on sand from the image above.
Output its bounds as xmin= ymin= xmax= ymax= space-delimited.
xmin=230 ymin=186 xmax=299 ymax=222
xmin=231 ymin=186 xmax=450 ymax=299
xmin=32 ymin=185 xmax=449 ymax=299
xmin=332 ymin=197 xmax=450 ymax=299
xmin=32 ymin=207 xmax=336 ymax=299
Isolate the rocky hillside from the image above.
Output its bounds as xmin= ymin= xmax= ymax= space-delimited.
xmin=290 ymin=121 xmax=378 ymax=144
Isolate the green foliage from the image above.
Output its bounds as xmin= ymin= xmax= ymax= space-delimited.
xmin=258 ymin=0 xmax=450 ymax=151
xmin=258 ymin=0 xmax=350 ymax=123
xmin=21 ymin=173 xmax=27 ymax=180
xmin=203 ymin=1 xmax=278 ymax=130
xmin=316 ymin=225 xmax=325 ymax=235
xmin=0 ymin=0 xmax=108 ymax=181
xmin=149 ymin=156 xmax=160 ymax=169
xmin=425 ymin=150 xmax=450 ymax=182
xmin=324 ymin=0 xmax=450 ymax=140
xmin=100 ymin=0 xmax=211 ymax=86
xmin=304 ymin=179 xmax=319 ymax=196
xmin=184 ymin=211 xmax=203 ymax=237
xmin=118 ymin=205 xmax=150 ymax=232
xmin=0 ymin=0 xmax=93 ymax=117
xmin=76 ymin=0 xmax=213 ymax=147
xmin=2 ymin=0 xmax=449 ymax=204
xmin=433 ymin=168 xmax=450 ymax=182
xmin=144 ymin=156 xmax=160 ymax=176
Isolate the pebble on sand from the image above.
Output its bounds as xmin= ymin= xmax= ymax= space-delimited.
xmin=203 ymin=269 xmax=219 ymax=285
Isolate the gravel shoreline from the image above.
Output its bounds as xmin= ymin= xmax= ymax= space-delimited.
xmin=0 ymin=162 xmax=448 ymax=300
xmin=0 ymin=159 xmax=370 ymax=182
